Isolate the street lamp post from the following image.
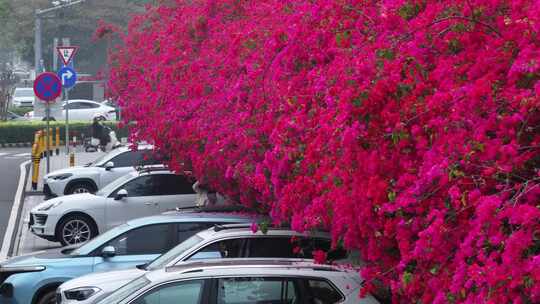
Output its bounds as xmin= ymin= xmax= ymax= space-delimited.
xmin=34 ymin=0 xmax=86 ymax=76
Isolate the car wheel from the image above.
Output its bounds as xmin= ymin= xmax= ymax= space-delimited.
xmin=66 ymin=181 xmax=96 ymax=195
xmin=35 ymin=289 xmax=56 ymax=304
xmin=57 ymin=215 xmax=97 ymax=246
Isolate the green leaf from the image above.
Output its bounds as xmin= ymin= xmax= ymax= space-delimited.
xmin=402 ymin=271 xmax=413 ymax=286
xmin=388 ymin=191 xmax=396 ymax=202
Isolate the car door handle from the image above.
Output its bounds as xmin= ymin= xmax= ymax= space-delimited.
xmin=145 ymin=202 xmax=158 ymax=206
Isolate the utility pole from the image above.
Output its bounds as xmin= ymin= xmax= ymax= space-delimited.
xmin=33 ymin=0 xmax=86 ymax=76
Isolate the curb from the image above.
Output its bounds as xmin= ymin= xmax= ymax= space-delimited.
xmin=0 ymin=142 xmax=33 ymax=148
xmin=0 ymin=160 xmax=30 ymax=260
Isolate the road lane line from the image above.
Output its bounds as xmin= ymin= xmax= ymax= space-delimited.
xmin=0 ymin=160 xmax=31 ymax=261
xmin=12 ymin=153 xmax=31 ymax=157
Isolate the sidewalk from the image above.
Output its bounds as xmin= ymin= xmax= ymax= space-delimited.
xmin=15 ymin=148 xmax=105 ymax=255
xmin=26 ymin=146 xmax=105 ymax=193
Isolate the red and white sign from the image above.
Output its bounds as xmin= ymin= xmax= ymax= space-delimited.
xmin=56 ymin=46 xmax=79 ymax=66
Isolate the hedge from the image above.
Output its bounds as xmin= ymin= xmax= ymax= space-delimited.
xmin=0 ymin=121 xmax=129 ymax=144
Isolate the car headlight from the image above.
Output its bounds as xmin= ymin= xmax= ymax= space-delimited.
xmin=48 ymin=173 xmax=73 ymax=180
xmin=38 ymin=201 xmax=63 ymax=211
xmin=0 ymin=265 xmax=46 ymax=273
xmin=64 ymin=287 xmax=101 ymax=301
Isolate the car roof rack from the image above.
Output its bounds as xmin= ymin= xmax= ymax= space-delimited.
xmin=135 ymin=164 xmax=170 ymax=173
xmin=175 ymin=205 xmax=257 ymax=214
xmin=165 ymin=258 xmax=340 ymax=274
xmin=212 ymin=223 xmax=294 ymax=232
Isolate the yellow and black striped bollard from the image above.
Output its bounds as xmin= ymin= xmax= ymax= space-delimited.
xmin=31 ymin=144 xmax=40 ymax=190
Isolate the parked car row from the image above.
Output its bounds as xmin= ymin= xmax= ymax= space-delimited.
xmin=8 ymin=87 xmax=117 ymax=122
xmin=26 ymin=100 xmax=117 ymax=122
xmin=0 ymin=146 xmax=380 ymax=304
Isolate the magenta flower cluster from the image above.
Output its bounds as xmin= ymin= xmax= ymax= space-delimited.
xmin=104 ymin=0 xmax=540 ymax=302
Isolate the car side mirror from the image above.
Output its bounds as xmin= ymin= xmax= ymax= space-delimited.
xmin=105 ymin=162 xmax=114 ymax=171
xmin=101 ymin=246 xmax=116 ymax=258
xmin=115 ymin=189 xmax=128 ymax=200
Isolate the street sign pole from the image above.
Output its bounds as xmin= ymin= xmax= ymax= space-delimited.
xmin=34 ymin=72 xmax=62 ymax=175
xmin=57 ymin=65 xmax=77 ymax=154
xmin=46 ymin=103 xmax=50 ymax=174
xmin=65 ymin=88 xmax=70 ymax=154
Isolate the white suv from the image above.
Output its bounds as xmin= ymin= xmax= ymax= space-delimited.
xmin=90 ymin=259 xmax=379 ymax=304
xmin=43 ymin=145 xmax=158 ymax=199
xmin=57 ymin=225 xmax=349 ymax=304
xmin=12 ymin=87 xmax=35 ymax=107
xmin=30 ymin=170 xmax=197 ymax=246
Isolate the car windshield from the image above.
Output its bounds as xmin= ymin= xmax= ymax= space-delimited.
xmin=146 ymin=234 xmax=204 ymax=271
xmin=71 ymin=223 xmax=130 ymax=256
xmin=86 ymin=150 xmax=119 ymax=167
xmin=97 ymin=275 xmax=150 ymax=304
xmin=14 ymin=89 xmax=33 ymax=97
xmin=95 ymin=173 xmax=136 ymax=197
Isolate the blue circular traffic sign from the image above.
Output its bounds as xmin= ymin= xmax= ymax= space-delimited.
xmin=34 ymin=72 xmax=62 ymax=102
xmin=57 ymin=66 xmax=77 ymax=89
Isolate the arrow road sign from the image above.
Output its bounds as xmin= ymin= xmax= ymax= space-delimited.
xmin=56 ymin=46 xmax=79 ymax=66
xmin=57 ymin=66 xmax=77 ymax=89
xmin=34 ymin=72 xmax=62 ymax=102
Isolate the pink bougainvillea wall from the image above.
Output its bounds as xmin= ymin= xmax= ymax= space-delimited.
xmin=106 ymin=0 xmax=540 ymax=302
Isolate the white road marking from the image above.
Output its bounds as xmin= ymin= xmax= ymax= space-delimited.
xmin=0 ymin=160 xmax=31 ymax=261
xmin=12 ymin=153 xmax=31 ymax=157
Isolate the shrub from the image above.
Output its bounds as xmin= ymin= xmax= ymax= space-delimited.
xmin=0 ymin=121 xmax=128 ymax=144
xmin=109 ymin=0 xmax=540 ymax=301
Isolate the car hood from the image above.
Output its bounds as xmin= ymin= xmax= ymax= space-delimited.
xmin=32 ymin=193 xmax=104 ymax=213
xmin=60 ymin=268 xmax=144 ymax=293
xmin=0 ymin=245 xmax=80 ymax=267
xmin=44 ymin=166 xmax=101 ymax=179
xmin=13 ymin=97 xmax=34 ymax=101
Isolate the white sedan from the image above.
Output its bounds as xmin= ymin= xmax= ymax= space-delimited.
xmin=30 ymin=170 xmax=197 ymax=246
xmin=43 ymin=145 xmax=157 ymax=199
xmin=26 ymin=99 xmax=117 ymax=121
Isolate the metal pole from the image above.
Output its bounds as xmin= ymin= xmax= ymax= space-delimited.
xmin=65 ymin=89 xmax=69 ymax=154
xmin=46 ymin=103 xmax=50 ymax=174
xmin=53 ymin=38 xmax=59 ymax=71
xmin=34 ymin=12 xmax=42 ymax=76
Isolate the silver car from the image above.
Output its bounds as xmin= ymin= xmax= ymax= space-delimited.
xmin=93 ymin=259 xmax=379 ymax=304
xmin=57 ymin=224 xmax=349 ymax=303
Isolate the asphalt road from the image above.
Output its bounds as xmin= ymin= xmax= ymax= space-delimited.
xmin=0 ymin=147 xmax=31 ymax=245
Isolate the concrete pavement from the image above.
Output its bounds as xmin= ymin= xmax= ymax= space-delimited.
xmin=11 ymin=149 xmax=105 ymax=256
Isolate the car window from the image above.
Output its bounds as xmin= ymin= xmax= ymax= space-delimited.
xmin=99 ymin=224 xmax=173 ymax=255
xmin=14 ymin=89 xmax=34 ymax=97
xmin=113 ymin=175 xmax=155 ymax=197
xmin=132 ymin=280 xmax=204 ymax=304
xmin=109 ymin=151 xmax=139 ymax=167
xmin=177 ymin=223 xmax=215 ymax=243
xmin=292 ymin=238 xmax=348 ymax=261
xmin=246 ymin=237 xmax=297 ymax=258
xmin=65 ymin=102 xmax=82 ymax=110
xmin=109 ymin=150 xmax=158 ymax=167
xmin=84 ymin=102 xmax=100 ymax=109
xmin=305 ymin=279 xmax=344 ymax=304
xmin=147 ymin=235 xmax=204 ymax=270
xmin=97 ymin=276 xmax=150 ymax=304
xmin=188 ymin=238 xmax=244 ymax=260
xmin=217 ymin=277 xmax=298 ymax=304
xmin=152 ymin=174 xmax=196 ymax=195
